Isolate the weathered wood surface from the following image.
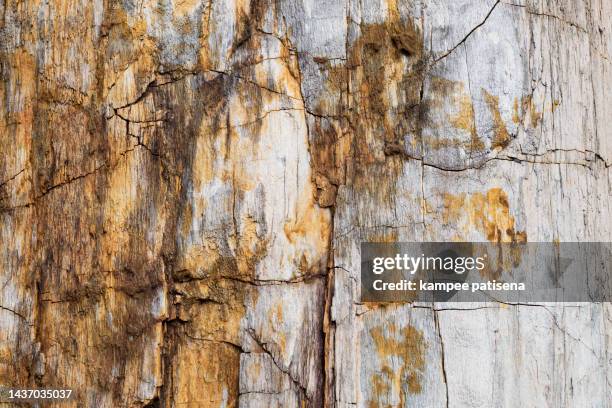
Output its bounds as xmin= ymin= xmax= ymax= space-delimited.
xmin=1 ymin=0 xmax=610 ymax=407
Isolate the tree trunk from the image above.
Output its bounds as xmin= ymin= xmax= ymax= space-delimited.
xmin=1 ymin=0 xmax=610 ymax=407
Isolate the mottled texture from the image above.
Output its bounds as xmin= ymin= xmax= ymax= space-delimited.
xmin=1 ymin=0 xmax=610 ymax=407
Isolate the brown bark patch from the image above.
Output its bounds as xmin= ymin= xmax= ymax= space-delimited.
xmin=307 ymin=12 xmax=425 ymax=207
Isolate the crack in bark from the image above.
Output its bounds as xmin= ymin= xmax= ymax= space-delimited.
xmin=219 ymin=273 xmax=327 ymax=287
xmin=434 ymin=1 xmax=501 ymax=63
xmin=0 ymin=168 xmax=25 ymax=188
xmin=433 ymin=309 xmax=450 ymax=408
xmin=217 ymin=107 xmax=305 ymax=130
xmin=208 ymin=69 xmax=303 ymax=102
xmin=184 ymin=332 xmax=246 ymax=354
xmin=0 ymin=304 xmax=31 ymax=325
xmin=501 ymin=2 xmax=588 ymax=33
xmin=247 ymin=329 xmax=311 ymax=404
xmin=112 ymin=79 xmax=158 ymax=111
xmin=0 ymin=145 xmax=160 ymax=212
xmin=384 ymin=144 xmax=610 ymax=172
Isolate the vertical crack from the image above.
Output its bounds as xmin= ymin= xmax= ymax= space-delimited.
xmin=434 ymin=309 xmax=449 ymax=408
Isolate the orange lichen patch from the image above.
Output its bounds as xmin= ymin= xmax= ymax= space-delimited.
xmin=266 ymin=302 xmax=287 ymax=352
xmin=512 ymin=95 xmax=545 ymax=129
xmin=522 ymin=95 xmax=543 ymax=129
xmin=108 ymin=5 xmax=146 ymax=38
xmin=129 ymin=17 xmax=148 ymax=38
xmin=372 ymin=371 xmax=391 ymax=397
xmin=421 ymin=197 xmax=434 ymax=215
xmin=482 ymin=89 xmax=511 ymax=150
xmin=368 ymin=324 xmax=427 ymax=406
xmin=269 ymin=302 xmax=283 ymax=322
xmin=173 ymin=0 xmax=201 ymax=17
xmin=426 ymin=76 xmax=484 ymax=153
xmin=442 ymin=188 xmax=527 ymax=244
xmin=174 ymin=239 xmax=223 ymax=280
xmin=250 ymin=47 xmax=303 ymax=101
xmin=449 ymin=93 xmax=477 ymax=137
xmin=369 ymin=229 xmax=399 ymax=243
xmin=246 ymin=355 xmax=263 ymax=379
xmin=173 ymin=339 xmax=241 ymax=408
xmin=422 ymin=136 xmax=468 ymax=151
xmin=284 ymin=199 xmax=332 ymax=249
xmin=232 ymin=215 xmax=269 ymax=275
xmin=437 ymin=78 xmax=476 ymax=136
xmin=407 ymin=370 xmax=422 ymax=394
xmin=442 ymin=188 xmax=527 ymax=279
xmin=512 ymin=97 xmax=521 ymax=124
xmin=512 ymin=95 xmax=548 ymax=129
xmin=282 ymin=207 xmax=332 ymax=277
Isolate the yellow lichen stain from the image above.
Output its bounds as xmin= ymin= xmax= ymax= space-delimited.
xmin=371 ymin=372 xmax=391 ymax=400
xmin=283 ymin=200 xmax=332 ymax=265
xmin=407 ymin=371 xmax=422 ymax=394
xmin=552 ymin=99 xmax=561 ymax=112
xmin=512 ymin=97 xmax=521 ymax=124
xmin=174 ymin=339 xmax=241 ymax=407
xmin=482 ymin=89 xmax=511 ymax=150
xmin=512 ymin=95 xmax=548 ymax=129
xmin=231 ymin=215 xmax=269 ymax=276
xmin=368 ymin=324 xmax=427 ymax=406
xmin=130 ymin=18 xmax=148 ymax=38
xmin=522 ymin=95 xmax=543 ymax=129
xmin=173 ymin=0 xmax=201 ymax=17
xmin=442 ymin=188 xmax=527 ymax=279
xmin=270 ymin=302 xmax=283 ymax=322
xmin=266 ymin=302 xmax=287 ymax=353
xmin=449 ymin=93 xmax=477 ymax=137
xmin=175 ymin=239 xmax=223 ymax=280
xmin=443 ymin=188 xmax=527 ymax=244
xmin=369 ymin=229 xmax=399 ymax=243
xmin=427 ymin=76 xmax=484 ymax=153
xmin=247 ymin=357 xmax=262 ymax=379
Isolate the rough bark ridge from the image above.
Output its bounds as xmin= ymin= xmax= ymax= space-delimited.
xmin=1 ymin=0 xmax=610 ymax=407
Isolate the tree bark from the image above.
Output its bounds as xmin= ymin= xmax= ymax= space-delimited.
xmin=1 ymin=0 xmax=610 ymax=407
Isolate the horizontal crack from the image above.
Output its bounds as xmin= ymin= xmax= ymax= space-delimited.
xmin=501 ymin=2 xmax=588 ymax=33
xmin=385 ymin=145 xmax=610 ymax=172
